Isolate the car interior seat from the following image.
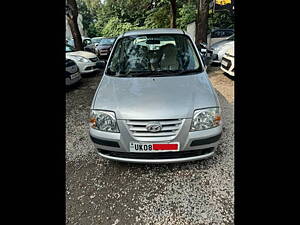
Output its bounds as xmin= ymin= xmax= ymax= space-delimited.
xmin=159 ymin=44 xmax=179 ymax=70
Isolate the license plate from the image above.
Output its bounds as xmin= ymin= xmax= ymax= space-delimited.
xmin=221 ymin=60 xmax=228 ymax=67
xmin=70 ymin=72 xmax=79 ymax=79
xmin=129 ymin=142 xmax=180 ymax=152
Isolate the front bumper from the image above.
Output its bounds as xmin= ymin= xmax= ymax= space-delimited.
xmin=221 ymin=55 xmax=235 ymax=76
xmin=77 ymin=61 xmax=101 ymax=74
xmin=65 ymin=72 xmax=81 ymax=86
xmin=89 ymin=119 xmax=222 ymax=163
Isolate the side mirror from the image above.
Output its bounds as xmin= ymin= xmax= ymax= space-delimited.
xmin=201 ymin=48 xmax=207 ymax=53
xmin=95 ymin=43 xmax=99 ymax=47
xmin=199 ymin=42 xmax=207 ymax=49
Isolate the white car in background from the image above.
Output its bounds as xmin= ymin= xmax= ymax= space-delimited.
xmin=221 ymin=45 xmax=234 ymax=76
xmin=66 ymin=44 xmax=101 ymax=74
xmin=208 ymin=35 xmax=234 ymax=64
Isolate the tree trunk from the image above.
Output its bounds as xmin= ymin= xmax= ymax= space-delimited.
xmin=66 ymin=0 xmax=83 ymax=51
xmin=195 ymin=0 xmax=209 ymax=44
xmin=170 ymin=0 xmax=177 ymax=28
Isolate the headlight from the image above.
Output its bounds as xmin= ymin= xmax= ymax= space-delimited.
xmin=89 ymin=110 xmax=119 ymax=133
xmin=71 ymin=55 xmax=90 ymax=63
xmin=211 ymin=46 xmax=221 ymax=52
xmin=190 ymin=108 xmax=221 ymax=131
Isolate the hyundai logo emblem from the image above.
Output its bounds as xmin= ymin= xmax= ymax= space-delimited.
xmin=146 ymin=122 xmax=162 ymax=133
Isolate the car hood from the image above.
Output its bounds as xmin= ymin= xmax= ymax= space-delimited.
xmin=85 ymin=44 xmax=96 ymax=48
xmin=66 ymin=51 xmax=96 ymax=59
xmin=211 ymin=40 xmax=233 ymax=50
xmin=92 ymin=73 xmax=219 ymax=120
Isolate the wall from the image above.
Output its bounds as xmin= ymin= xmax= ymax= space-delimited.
xmin=186 ymin=21 xmax=196 ymax=42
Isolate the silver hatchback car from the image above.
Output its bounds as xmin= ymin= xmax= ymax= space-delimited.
xmin=89 ymin=28 xmax=222 ymax=163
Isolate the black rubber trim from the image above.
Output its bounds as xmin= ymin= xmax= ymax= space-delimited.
xmin=90 ymin=136 xmax=120 ymax=148
xmin=98 ymin=148 xmax=214 ymax=160
xmin=190 ymin=134 xmax=222 ymax=147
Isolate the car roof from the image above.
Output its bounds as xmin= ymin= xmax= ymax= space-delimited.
xmin=123 ymin=28 xmax=185 ymax=37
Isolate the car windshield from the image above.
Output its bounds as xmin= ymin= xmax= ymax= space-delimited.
xmin=107 ymin=34 xmax=202 ymax=77
xmin=100 ymin=38 xmax=115 ymax=45
xmin=92 ymin=38 xmax=102 ymax=43
xmin=67 ymin=39 xmax=74 ymax=47
xmin=66 ymin=44 xmax=74 ymax=52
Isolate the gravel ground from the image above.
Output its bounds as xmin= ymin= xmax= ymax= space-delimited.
xmin=66 ymin=68 xmax=234 ymax=225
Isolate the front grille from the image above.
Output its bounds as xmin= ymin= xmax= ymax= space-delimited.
xmin=89 ymin=57 xmax=99 ymax=62
xmin=126 ymin=119 xmax=183 ymax=138
xmin=98 ymin=148 xmax=214 ymax=159
xmin=85 ymin=66 xmax=93 ymax=71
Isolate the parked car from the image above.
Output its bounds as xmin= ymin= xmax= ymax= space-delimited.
xmin=65 ymin=44 xmax=101 ymax=74
xmin=89 ymin=28 xmax=223 ymax=164
xmin=221 ymin=44 xmax=234 ymax=77
xmin=196 ymin=42 xmax=209 ymax=67
xmin=65 ymin=59 xmax=81 ymax=86
xmin=67 ymin=36 xmax=92 ymax=48
xmin=207 ymin=28 xmax=234 ymax=46
xmin=95 ymin=37 xmax=116 ymax=60
xmin=208 ymin=34 xmax=234 ymax=64
xmin=84 ymin=37 xmax=103 ymax=53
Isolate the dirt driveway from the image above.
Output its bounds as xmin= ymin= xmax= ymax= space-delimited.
xmin=66 ymin=68 xmax=234 ymax=225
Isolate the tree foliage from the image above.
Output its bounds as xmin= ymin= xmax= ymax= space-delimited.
xmin=177 ymin=3 xmax=197 ymax=29
xmin=208 ymin=9 xmax=234 ymax=31
xmin=101 ymin=17 xmax=146 ymax=37
xmin=76 ymin=0 xmax=234 ymax=38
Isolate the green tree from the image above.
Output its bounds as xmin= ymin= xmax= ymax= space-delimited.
xmin=177 ymin=3 xmax=197 ymax=29
xmin=101 ymin=17 xmax=146 ymax=37
xmin=208 ymin=9 xmax=234 ymax=31
xmin=77 ymin=0 xmax=98 ymax=37
xmin=144 ymin=5 xmax=170 ymax=28
xmin=66 ymin=0 xmax=83 ymax=50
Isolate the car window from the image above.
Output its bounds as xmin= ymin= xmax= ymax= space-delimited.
xmin=83 ymin=39 xmax=92 ymax=46
xmin=67 ymin=39 xmax=74 ymax=47
xmin=220 ymin=31 xmax=226 ymax=37
xmin=100 ymin=38 xmax=115 ymax=45
xmin=66 ymin=44 xmax=74 ymax=52
xmin=107 ymin=34 xmax=202 ymax=77
xmin=225 ymin=30 xmax=233 ymax=36
xmin=92 ymin=38 xmax=102 ymax=43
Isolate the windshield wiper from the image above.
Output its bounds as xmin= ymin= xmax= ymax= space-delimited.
xmin=116 ymin=71 xmax=155 ymax=77
xmin=110 ymin=69 xmax=202 ymax=77
xmin=150 ymin=69 xmax=202 ymax=76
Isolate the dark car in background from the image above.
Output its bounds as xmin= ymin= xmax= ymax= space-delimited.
xmin=84 ymin=37 xmax=103 ymax=53
xmin=95 ymin=37 xmax=116 ymax=60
